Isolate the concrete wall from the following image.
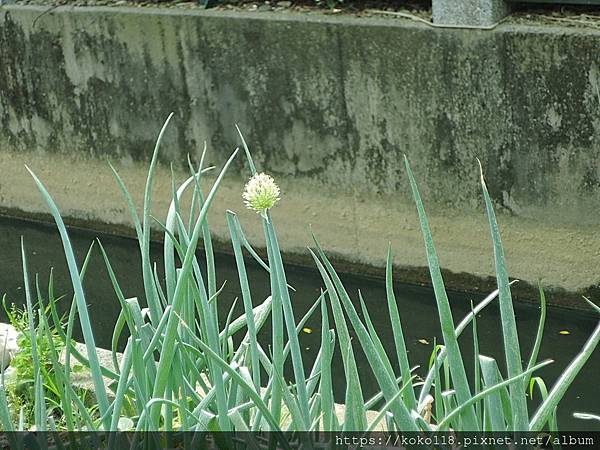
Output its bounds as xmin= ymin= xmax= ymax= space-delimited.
xmin=2 ymin=5 xmax=600 ymax=309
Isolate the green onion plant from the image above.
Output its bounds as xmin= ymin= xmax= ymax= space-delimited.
xmin=1 ymin=117 xmax=598 ymax=435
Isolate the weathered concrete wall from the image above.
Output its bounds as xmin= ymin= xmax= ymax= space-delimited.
xmin=2 ymin=6 xmax=600 ymax=309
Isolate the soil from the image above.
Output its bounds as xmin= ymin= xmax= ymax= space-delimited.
xmin=7 ymin=0 xmax=432 ymax=20
xmin=511 ymin=4 xmax=600 ymax=29
xmin=4 ymin=0 xmax=600 ymax=30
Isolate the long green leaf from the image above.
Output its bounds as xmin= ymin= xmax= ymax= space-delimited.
xmin=226 ymin=211 xmax=260 ymax=390
xmin=366 ymin=375 xmax=417 ymax=432
xmin=342 ymin=345 xmax=366 ymax=431
xmin=141 ymin=113 xmax=174 ymax=324
xmin=530 ymin=321 xmax=600 ymax=431
xmin=310 ymin=246 xmax=417 ymax=432
xmin=236 ymin=125 xmax=257 ymax=175
xmin=573 ymin=412 xmax=600 ymax=422
xmin=108 ymin=161 xmax=143 ymax=242
xmin=164 ymin=173 xmax=195 ymax=303
xmin=404 ymin=156 xmax=478 ymax=430
xmin=524 ymin=284 xmax=547 ymax=391
xmin=583 ymin=297 xmax=600 ymax=314
xmin=307 ymin=249 xmax=366 ymax=430
xmin=187 ymin=156 xmax=217 ymax=304
xmin=189 ymin=338 xmax=292 ymax=450
xmin=21 ymin=239 xmax=45 ymax=429
xmin=529 ymin=377 xmax=557 ymax=432
xmin=150 ymin=148 xmax=238 ymax=427
xmin=264 ymin=215 xmax=310 ymax=428
xmin=418 ymin=284 xmax=508 ymax=405
xmin=319 ymin=299 xmax=335 ymax=431
xmin=261 ymin=218 xmax=283 ymax=427
xmin=249 ymin=295 xmax=322 ymax=431
xmin=386 ymin=245 xmax=417 ymax=411
xmin=25 ymin=170 xmax=111 ymax=429
xmin=0 ymin=384 xmax=14 ymax=433
xmin=109 ymin=339 xmax=134 ymax=431
xmin=479 ymin=161 xmax=528 ymax=430
xmin=479 ymin=355 xmax=507 ymax=431
xmin=472 ymin=301 xmax=482 ymax=425
xmin=438 ymin=359 xmax=552 ymax=430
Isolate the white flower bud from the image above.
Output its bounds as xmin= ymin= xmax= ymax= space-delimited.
xmin=242 ymin=172 xmax=280 ymax=218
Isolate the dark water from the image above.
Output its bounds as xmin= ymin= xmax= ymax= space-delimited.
xmin=0 ymin=216 xmax=598 ymax=431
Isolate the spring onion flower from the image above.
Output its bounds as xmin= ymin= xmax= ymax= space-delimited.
xmin=243 ymin=172 xmax=280 ymax=219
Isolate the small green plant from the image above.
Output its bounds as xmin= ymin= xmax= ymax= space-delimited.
xmin=2 ymin=298 xmax=71 ymax=428
xmin=4 ymin=303 xmax=64 ymax=386
xmin=0 ymin=116 xmax=597 ymax=437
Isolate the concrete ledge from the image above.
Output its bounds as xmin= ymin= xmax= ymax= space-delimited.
xmin=2 ymin=6 xmax=600 ymax=309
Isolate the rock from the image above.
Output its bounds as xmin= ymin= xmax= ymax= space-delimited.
xmin=277 ymin=0 xmax=291 ymax=6
xmin=432 ymin=0 xmax=511 ymax=27
xmin=0 ymin=324 xmax=18 ymax=370
xmin=1 ymin=367 xmax=16 ymax=386
xmin=60 ymin=342 xmax=121 ymax=398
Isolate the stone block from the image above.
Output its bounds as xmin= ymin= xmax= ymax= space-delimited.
xmin=432 ymin=0 xmax=511 ymax=27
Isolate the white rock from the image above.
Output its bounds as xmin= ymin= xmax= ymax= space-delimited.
xmin=0 ymin=323 xmax=18 ymax=370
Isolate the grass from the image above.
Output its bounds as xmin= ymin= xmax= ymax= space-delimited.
xmin=0 ymin=116 xmax=598 ymax=436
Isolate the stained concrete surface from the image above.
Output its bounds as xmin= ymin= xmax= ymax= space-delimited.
xmin=0 ymin=149 xmax=598 ymax=310
xmin=2 ymin=6 xmax=600 ymax=308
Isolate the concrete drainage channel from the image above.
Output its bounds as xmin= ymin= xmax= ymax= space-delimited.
xmin=2 ymin=6 xmax=600 ymax=310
